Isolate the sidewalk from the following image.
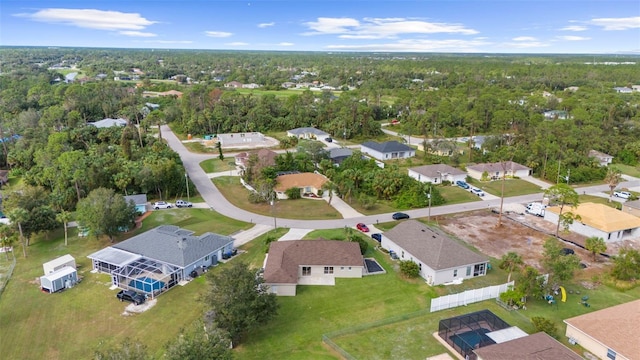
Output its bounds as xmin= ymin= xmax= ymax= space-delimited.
xmin=232 ymin=224 xmax=273 ymax=247
xmin=207 ymin=169 xmax=240 ymax=178
xmin=277 ymin=228 xmax=313 ymax=241
xmin=326 ymin=192 xmax=364 ymax=219
xmin=521 ymin=176 xmax=553 ymax=190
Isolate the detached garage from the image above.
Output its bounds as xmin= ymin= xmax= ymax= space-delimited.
xmin=43 ymin=254 xmax=76 ymax=274
xmin=40 ymin=267 xmax=78 ymax=294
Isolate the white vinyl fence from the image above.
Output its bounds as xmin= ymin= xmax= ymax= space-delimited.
xmin=430 ymin=281 xmax=514 ymax=312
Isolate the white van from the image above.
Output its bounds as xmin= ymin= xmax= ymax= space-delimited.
xmin=525 ymin=203 xmax=545 ymax=217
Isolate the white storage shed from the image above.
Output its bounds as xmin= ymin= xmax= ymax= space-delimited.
xmin=40 ymin=267 xmax=78 ymax=293
xmin=43 ymin=254 xmax=76 ymax=274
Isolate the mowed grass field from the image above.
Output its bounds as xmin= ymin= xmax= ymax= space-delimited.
xmin=213 ymin=176 xmax=342 ymax=220
xmin=0 ymin=209 xmax=250 ymax=360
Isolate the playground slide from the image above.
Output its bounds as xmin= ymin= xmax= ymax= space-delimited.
xmin=560 ymin=286 xmax=567 ymax=302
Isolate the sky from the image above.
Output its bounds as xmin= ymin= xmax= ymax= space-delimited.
xmin=1 ymin=0 xmax=639 ymax=54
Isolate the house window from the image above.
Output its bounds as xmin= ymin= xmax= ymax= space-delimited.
xmin=205 ymin=255 xmax=209 ymax=261
xmin=324 ymin=266 xmax=334 ymax=274
xmin=401 ymin=251 xmax=405 ymax=259
xmin=453 ymin=269 xmax=458 ymax=277
xmin=466 ymin=266 xmax=471 ymax=276
xmin=419 ymin=263 xmax=422 ymax=270
xmin=348 ymin=267 xmax=351 ymax=270
xmin=302 ymin=266 xmax=311 ymax=276
xmin=607 ymin=349 xmax=616 ymax=360
xmin=341 ymin=267 xmax=344 ymax=270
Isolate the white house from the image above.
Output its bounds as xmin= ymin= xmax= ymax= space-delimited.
xmin=544 ymin=202 xmax=640 ymax=242
xmin=360 ymin=141 xmax=415 ymax=161
xmin=286 ymin=127 xmax=330 ymax=140
xmin=380 ymin=220 xmax=488 ymax=285
xmin=43 ymin=254 xmax=76 ymax=275
xmin=408 ymin=164 xmax=467 ymax=185
xmin=89 ymin=118 xmax=127 ymax=128
xmin=614 ymin=87 xmax=633 ymax=93
xmin=564 ymin=300 xmax=639 ymax=360
xmin=588 ymin=149 xmax=614 ymax=167
xmin=263 ymin=240 xmax=364 ymax=296
xmin=467 ymin=161 xmax=531 ymax=181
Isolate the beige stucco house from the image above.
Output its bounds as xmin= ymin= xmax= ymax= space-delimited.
xmin=274 ymin=172 xmax=328 ymax=199
xmin=263 ymin=240 xmax=364 ymax=296
xmin=467 ymin=161 xmax=531 ymax=181
xmin=564 ymin=299 xmax=640 ymax=360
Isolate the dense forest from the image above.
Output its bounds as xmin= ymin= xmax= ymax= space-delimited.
xmin=0 ymin=47 xmax=639 ymax=204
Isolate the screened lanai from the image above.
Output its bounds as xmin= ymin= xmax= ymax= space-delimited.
xmin=112 ymin=257 xmax=182 ymax=299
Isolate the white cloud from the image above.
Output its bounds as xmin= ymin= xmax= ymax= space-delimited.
xmin=512 ymin=36 xmax=537 ymax=41
xmin=258 ymin=22 xmax=275 ymax=28
xmin=560 ymin=25 xmax=588 ymax=31
xmin=205 ymin=31 xmax=232 ymax=38
xmin=326 ymin=38 xmax=490 ymax=52
xmin=304 ymin=17 xmax=478 ymax=38
xmin=15 ymin=8 xmax=156 ymax=31
xmin=226 ymin=42 xmax=248 ymax=46
xmin=556 ymin=35 xmax=590 ymax=41
xmin=119 ymin=31 xmax=157 ymax=37
xmin=503 ymin=40 xmax=549 ymax=49
xmin=140 ymin=40 xmax=194 ymax=44
xmin=277 ymin=42 xmax=294 ymax=46
xmin=590 ymin=16 xmax=640 ymax=30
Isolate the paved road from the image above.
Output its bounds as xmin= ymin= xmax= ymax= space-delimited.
xmin=163 ymin=125 xmax=640 ymax=229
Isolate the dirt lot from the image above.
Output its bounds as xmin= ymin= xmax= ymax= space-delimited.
xmin=437 ymin=210 xmax=636 ymax=273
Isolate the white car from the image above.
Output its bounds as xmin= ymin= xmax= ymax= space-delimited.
xmin=175 ymin=199 xmax=193 ymax=208
xmin=613 ymin=191 xmax=631 ymax=199
xmin=152 ymin=201 xmax=173 ymax=209
xmin=470 ymin=188 xmax=485 ymax=197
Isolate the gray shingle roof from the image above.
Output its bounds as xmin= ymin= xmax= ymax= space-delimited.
xmin=383 ymin=220 xmax=487 ymax=270
xmin=361 ymin=140 xmax=412 ymax=153
xmin=409 ymin=164 xmax=466 ymax=177
xmin=474 ymin=332 xmax=583 ymax=360
xmin=328 ymin=148 xmax=353 ymax=159
xmin=90 ymin=118 xmax=128 ymax=128
xmin=288 ymin=127 xmax=329 ymax=137
xmin=123 ymin=194 xmax=147 ymax=206
xmin=467 ymin=161 xmax=530 ymax=173
xmin=113 ymin=225 xmax=234 ymax=267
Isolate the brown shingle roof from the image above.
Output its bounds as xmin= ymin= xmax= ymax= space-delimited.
xmin=274 ymin=172 xmax=328 ymax=192
xmin=383 ymin=220 xmax=487 ymax=270
xmin=235 ymin=149 xmax=278 ymax=168
xmin=263 ymin=240 xmax=363 ymax=284
xmin=467 ymin=161 xmax=530 ymax=173
xmin=564 ymin=300 xmax=640 ymax=359
xmin=546 ymin=202 xmax=640 ymax=232
xmin=474 ymin=332 xmax=582 ymax=360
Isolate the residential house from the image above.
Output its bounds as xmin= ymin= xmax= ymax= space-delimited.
xmin=564 ymin=300 xmax=640 ymax=360
xmin=65 ymin=72 xmax=78 ymax=83
xmin=622 ymin=199 xmax=640 ymax=218
xmin=224 ymin=81 xmax=243 ymax=89
xmin=614 ymin=87 xmax=633 ymax=93
xmin=543 ymin=110 xmax=571 ymax=120
xmin=588 ymin=149 xmax=614 ymax=167
xmin=123 ymin=194 xmax=148 ymax=214
xmin=467 ymin=161 xmax=531 ymax=181
xmin=544 ymin=202 xmax=640 ymax=242
xmin=564 ymin=86 xmax=580 ymax=92
xmin=242 ymin=83 xmax=261 ymax=89
xmin=281 ymin=82 xmax=296 ymax=88
xmin=380 ymin=220 xmax=488 ymax=285
xmin=327 ymin=148 xmax=353 ymax=166
xmin=87 ymin=225 xmax=234 ymax=298
xmin=418 ymin=139 xmax=459 ymax=156
xmin=274 ymin=172 xmax=328 ymax=199
xmin=360 ymin=141 xmax=415 ymax=161
xmin=145 ymin=102 xmax=160 ymax=110
xmin=474 ymin=332 xmax=582 ymax=360
xmin=408 ymin=164 xmax=467 ymax=185
xmin=632 ymin=85 xmax=640 ymax=92
xmin=160 ymin=90 xmax=183 ymax=98
xmin=287 ymin=127 xmax=330 ymax=140
xmin=234 ymin=148 xmax=278 ymax=169
xmin=89 ymin=118 xmax=128 ymax=128
xmin=263 ymin=240 xmax=364 ymax=296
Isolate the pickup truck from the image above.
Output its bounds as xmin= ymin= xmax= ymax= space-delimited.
xmin=175 ymin=199 xmax=193 ymax=208
xmin=116 ymin=290 xmax=146 ymax=305
xmin=152 ymin=201 xmax=173 ymax=209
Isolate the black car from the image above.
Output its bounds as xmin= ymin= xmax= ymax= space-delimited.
xmin=371 ymin=233 xmax=382 ymax=242
xmin=324 ymin=137 xmax=333 ymax=143
xmin=561 ymin=248 xmax=575 ymax=256
xmin=392 ymin=212 xmax=410 ymax=220
xmin=116 ymin=290 xmax=146 ymax=305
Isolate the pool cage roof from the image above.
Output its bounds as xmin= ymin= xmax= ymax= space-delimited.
xmin=438 ymin=310 xmax=511 ymax=360
xmin=113 ymin=257 xmax=180 ymax=298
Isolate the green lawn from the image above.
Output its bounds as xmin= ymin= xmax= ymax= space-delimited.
xmin=200 ymin=158 xmax=237 ymax=173
xmin=212 ymin=177 xmax=342 ymax=220
xmin=578 ymin=195 xmax=623 ymax=209
xmin=0 ymin=207 xmax=251 ymax=360
xmin=614 ymin=164 xmax=640 ymax=178
xmin=182 ymin=141 xmax=217 ymax=154
xmin=467 ymin=179 xmax=545 ymax=197
xmin=438 ymin=185 xmax=483 ymax=204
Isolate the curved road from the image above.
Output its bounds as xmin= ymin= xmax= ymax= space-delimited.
xmin=163 ymin=126 xmax=640 ymax=230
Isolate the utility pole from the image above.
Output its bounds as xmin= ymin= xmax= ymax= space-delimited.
xmin=427 ymin=186 xmax=432 ymax=222
xmin=270 ymin=194 xmax=277 ymax=229
xmin=185 ymin=173 xmax=190 ymax=201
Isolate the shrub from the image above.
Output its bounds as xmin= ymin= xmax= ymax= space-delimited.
xmin=399 ymin=260 xmax=420 ymax=278
xmin=285 ymin=187 xmax=301 ymax=199
xmin=531 ymin=316 xmax=558 ymax=339
xmin=264 ymin=235 xmax=277 ymax=253
xmin=350 ymin=236 xmax=368 ymax=255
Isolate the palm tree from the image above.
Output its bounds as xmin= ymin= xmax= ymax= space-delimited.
xmin=585 ymin=236 xmax=607 ymax=261
xmin=0 ymin=223 xmax=15 ymax=260
xmin=321 ymin=181 xmax=336 ymax=205
xmin=56 ymin=210 xmax=72 ymax=246
xmin=7 ymin=208 xmax=29 ymax=258
xmin=499 ymin=252 xmax=523 ymax=282
xmin=604 ymin=167 xmax=622 ymax=202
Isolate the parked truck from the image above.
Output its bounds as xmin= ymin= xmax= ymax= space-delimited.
xmin=525 ymin=202 xmax=545 ymax=217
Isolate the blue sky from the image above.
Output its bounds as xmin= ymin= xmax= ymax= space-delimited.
xmin=1 ymin=1 xmax=639 ymax=53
